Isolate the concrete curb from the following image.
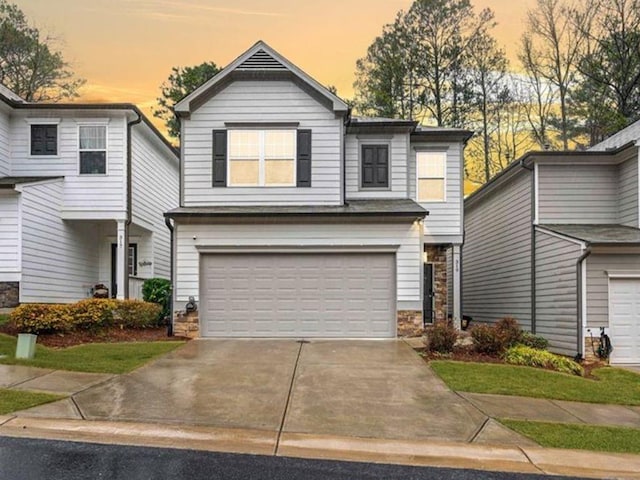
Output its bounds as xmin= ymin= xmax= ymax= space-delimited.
xmin=1 ymin=416 xmax=640 ymax=478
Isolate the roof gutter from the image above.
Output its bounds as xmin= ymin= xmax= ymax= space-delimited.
xmin=576 ymin=246 xmax=592 ymax=360
xmin=124 ymin=112 xmax=142 ymax=299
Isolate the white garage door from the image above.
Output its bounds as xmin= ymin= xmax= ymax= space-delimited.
xmin=609 ymin=278 xmax=640 ymax=364
xmin=200 ymin=252 xmax=396 ymax=338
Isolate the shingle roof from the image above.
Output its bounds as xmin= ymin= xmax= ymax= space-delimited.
xmin=0 ymin=176 xmax=63 ymax=188
xmin=166 ymin=199 xmax=428 ymax=219
xmin=540 ymin=224 xmax=640 ymax=245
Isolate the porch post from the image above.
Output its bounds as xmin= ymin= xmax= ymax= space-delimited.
xmin=116 ymin=220 xmax=127 ymax=300
xmin=452 ymin=244 xmax=462 ymax=328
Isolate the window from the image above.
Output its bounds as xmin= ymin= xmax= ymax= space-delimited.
xmin=79 ymin=125 xmax=107 ymax=174
xmin=228 ymin=129 xmax=295 ymax=186
xmin=31 ymin=124 xmax=57 ymax=156
xmin=417 ymin=151 xmax=446 ymax=202
xmin=361 ymin=144 xmax=389 ymax=188
xmin=128 ymin=244 xmax=138 ymax=276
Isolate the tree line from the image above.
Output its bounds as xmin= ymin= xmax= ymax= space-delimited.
xmin=353 ymin=0 xmax=640 ymax=185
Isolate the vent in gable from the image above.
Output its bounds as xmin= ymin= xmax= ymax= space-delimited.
xmin=237 ymin=49 xmax=287 ymax=70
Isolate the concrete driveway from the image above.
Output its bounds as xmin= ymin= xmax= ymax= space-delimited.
xmin=71 ymin=340 xmax=486 ymax=442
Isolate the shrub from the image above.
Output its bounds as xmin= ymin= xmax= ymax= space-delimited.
xmin=504 ymin=345 xmax=584 ymax=376
xmin=142 ymin=278 xmax=171 ymax=323
xmin=10 ymin=304 xmax=75 ymax=334
xmin=519 ymin=331 xmax=549 ymax=350
xmin=426 ymin=319 xmax=458 ymax=354
xmin=496 ymin=317 xmax=522 ymax=348
xmin=72 ymin=299 xmax=117 ymax=331
xmin=470 ymin=323 xmax=506 ymax=355
xmin=114 ymin=300 xmax=163 ymax=329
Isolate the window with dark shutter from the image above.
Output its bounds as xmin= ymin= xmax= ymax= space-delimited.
xmin=212 ymin=130 xmax=227 ymax=187
xmin=31 ymin=124 xmax=57 ymax=156
xmin=361 ymin=145 xmax=389 ymax=188
xmin=296 ymin=129 xmax=312 ymax=187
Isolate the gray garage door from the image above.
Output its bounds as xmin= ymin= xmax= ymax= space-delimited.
xmin=200 ymin=252 xmax=396 ymax=338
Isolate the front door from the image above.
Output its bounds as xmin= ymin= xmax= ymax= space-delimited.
xmin=424 ymin=263 xmax=434 ymax=325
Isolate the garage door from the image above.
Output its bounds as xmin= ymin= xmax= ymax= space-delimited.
xmin=200 ymin=252 xmax=396 ymax=338
xmin=609 ymin=278 xmax=640 ymax=364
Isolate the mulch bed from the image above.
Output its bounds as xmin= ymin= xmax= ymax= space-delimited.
xmin=0 ymin=323 xmax=188 ymax=348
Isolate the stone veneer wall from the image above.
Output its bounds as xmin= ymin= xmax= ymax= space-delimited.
xmin=397 ymin=310 xmax=423 ymax=337
xmin=0 ymin=282 xmax=19 ymax=308
xmin=174 ymin=310 xmax=200 ymax=338
xmin=425 ymin=245 xmax=448 ymax=323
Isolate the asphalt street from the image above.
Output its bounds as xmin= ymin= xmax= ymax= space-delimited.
xmin=0 ymin=436 xmax=588 ymax=480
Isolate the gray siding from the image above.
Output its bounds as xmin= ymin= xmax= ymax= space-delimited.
xmin=538 ymin=164 xmax=618 ymax=224
xmin=345 ymin=133 xmax=408 ymax=199
xmin=0 ymin=109 xmax=10 ymax=176
xmin=182 ymin=80 xmax=342 ymax=206
xmin=617 ymin=151 xmax=638 ymax=227
xmin=535 ymin=230 xmax=582 ymax=355
xmin=586 ymin=253 xmax=640 ymax=328
xmin=463 ymin=171 xmax=533 ymax=328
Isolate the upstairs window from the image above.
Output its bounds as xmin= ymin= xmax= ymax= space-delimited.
xmin=417 ymin=151 xmax=446 ymax=202
xmin=228 ymin=129 xmax=296 ymax=187
xmin=30 ymin=124 xmax=57 ymax=156
xmin=361 ymin=144 xmax=389 ymax=189
xmin=79 ymin=125 xmax=107 ymax=174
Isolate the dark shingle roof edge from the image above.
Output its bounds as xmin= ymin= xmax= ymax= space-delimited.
xmin=165 ymin=199 xmax=428 ymax=219
xmin=539 ymin=224 xmax=640 ymax=245
xmin=0 ymin=176 xmax=64 ymax=188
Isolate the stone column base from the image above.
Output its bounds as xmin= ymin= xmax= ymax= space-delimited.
xmin=0 ymin=282 xmax=19 ymax=308
xmin=174 ymin=310 xmax=200 ymax=338
xmin=397 ymin=310 xmax=423 ymax=337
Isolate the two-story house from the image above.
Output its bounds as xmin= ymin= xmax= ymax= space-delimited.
xmin=166 ymin=41 xmax=470 ymax=339
xmin=0 ymin=84 xmax=178 ymax=307
xmin=463 ymin=121 xmax=640 ymax=364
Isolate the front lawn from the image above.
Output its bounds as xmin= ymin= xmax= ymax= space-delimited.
xmin=0 ymin=334 xmax=184 ymax=374
xmin=0 ymin=314 xmax=9 ymax=327
xmin=501 ymin=419 xmax=640 ymax=454
xmin=0 ymin=389 xmax=64 ymax=415
xmin=430 ymin=360 xmax=640 ymax=405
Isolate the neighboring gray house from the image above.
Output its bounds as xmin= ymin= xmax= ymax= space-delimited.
xmin=166 ymin=41 xmax=471 ymax=339
xmin=463 ymin=121 xmax=640 ymax=364
xmin=0 ymin=85 xmax=179 ymax=306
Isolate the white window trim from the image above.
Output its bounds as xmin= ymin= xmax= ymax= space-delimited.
xmin=416 ymin=150 xmax=447 ymax=203
xmin=26 ymin=118 xmax=61 ymax=159
xmin=226 ymin=129 xmax=297 ymax=188
xmin=77 ymin=122 xmax=109 ymax=176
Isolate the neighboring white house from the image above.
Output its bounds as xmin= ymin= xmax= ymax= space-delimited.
xmin=463 ymin=120 xmax=640 ymax=364
xmin=0 ymin=86 xmax=179 ymax=307
xmin=166 ymin=41 xmax=471 ymax=338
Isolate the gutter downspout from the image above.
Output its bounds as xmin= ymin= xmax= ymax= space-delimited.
xmin=520 ymin=158 xmax=536 ymax=333
xmin=125 ymin=112 xmax=143 ymax=299
xmin=164 ymin=217 xmax=175 ymax=337
xmin=576 ymin=246 xmax=592 ymax=360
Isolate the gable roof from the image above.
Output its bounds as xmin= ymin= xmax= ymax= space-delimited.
xmin=174 ymin=41 xmax=349 ymax=116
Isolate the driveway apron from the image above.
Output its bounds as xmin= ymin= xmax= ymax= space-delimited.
xmin=72 ymin=339 xmax=485 ymax=442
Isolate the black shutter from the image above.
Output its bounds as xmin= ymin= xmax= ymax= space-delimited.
xmin=212 ymin=130 xmax=227 ymax=187
xmin=31 ymin=125 xmax=57 ymax=156
xmin=361 ymin=145 xmax=388 ymax=188
xmin=297 ymin=129 xmax=312 ymax=187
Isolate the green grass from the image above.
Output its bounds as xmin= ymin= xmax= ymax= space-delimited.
xmin=430 ymin=360 xmax=640 ymax=405
xmin=0 ymin=389 xmax=64 ymax=415
xmin=0 ymin=334 xmax=184 ymax=374
xmin=0 ymin=314 xmax=9 ymax=327
xmin=501 ymin=419 xmax=640 ymax=454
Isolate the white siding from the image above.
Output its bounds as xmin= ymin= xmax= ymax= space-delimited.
xmin=20 ymin=179 xmax=99 ymax=302
xmin=10 ymin=112 xmax=126 ymax=215
xmin=0 ymin=191 xmax=19 ymax=274
xmin=345 ymin=133 xmax=408 ymax=199
xmin=0 ymin=109 xmax=10 ymax=176
xmin=538 ymin=164 xmax=618 ymax=224
xmin=618 ymin=152 xmax=639 ymax=227
xmin=535 ymin=230 xmax=582 ymax=355
xmin=463 ymin=172 xmax=533 ymax=328
xmin=586 ymin=253 xmax=640 ymax=329
xmin=174 ymin=222 xmax=421 ymax=307
xmin=409 ymin=141 xmax=463 ymax=239
xmin=182 ymin=80 xmax=342 ymax=206
xmin=131 ymin=127 xmax=178 ymax=279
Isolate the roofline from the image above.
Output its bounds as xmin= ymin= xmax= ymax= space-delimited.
xmin=165 ymin=210 xmax=428 ymax=219
xmin=0 ymin=176 xmax=64 ymax=189
xmin=0 ymin=99 xmax=177 ymax=158
xmin=174 ymin=40 xmax=349 ymax=115
xmin=538 ymin=224 xmax=640 ymax=247
xmin=465 ymin=141 xmax=638 ymax=207
xmin=411 ymin=129 xmax=474 ymax=143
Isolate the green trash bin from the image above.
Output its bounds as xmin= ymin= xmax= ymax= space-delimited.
xmin=16 ymin=333 xmax=37 ymax=359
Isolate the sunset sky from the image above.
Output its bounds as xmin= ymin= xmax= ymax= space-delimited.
xmin=14 ymin=0 xmax=535 ymax=130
